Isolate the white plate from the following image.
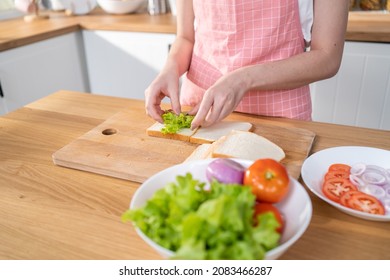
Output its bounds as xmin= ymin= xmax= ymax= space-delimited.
xmin=301 ymin=146 xmax=390 ymax=222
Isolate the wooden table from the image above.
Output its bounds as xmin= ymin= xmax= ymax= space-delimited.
xmin=0 ymin=91 xmax=389 ymax=260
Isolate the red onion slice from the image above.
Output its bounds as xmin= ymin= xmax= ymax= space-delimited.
xmin=366 ymin=165 xmax=389 ymax=182
xmin=362 ymin=172 xmax=386 ymax=185
xmin=364 ymin=184 xmax=386 ymax=200
xmin=350 ymin=163 xmax=366 ymax=176
xmin=381 ymin=199 xmax=390 ymax=213
xmin=384 ymin=185 xmax=390 ymax=199
xmin=349 ymin=174 xmax=365 ymax=188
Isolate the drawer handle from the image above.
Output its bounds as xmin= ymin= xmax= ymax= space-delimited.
xmin=0 ymin=79 xmax=3 ymax=98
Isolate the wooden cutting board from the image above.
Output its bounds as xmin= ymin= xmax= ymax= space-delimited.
xmin=52 ymin=110 xmax=316 ymax=183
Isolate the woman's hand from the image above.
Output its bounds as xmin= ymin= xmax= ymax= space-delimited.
xmin=144 ymin=66 xmax=181 ymax=123
xmin=190 ymin=70 xmax=248 ymax=129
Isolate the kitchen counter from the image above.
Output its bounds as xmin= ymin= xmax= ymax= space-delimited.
xmin=0 ymin=9 xmax=389 ymax=52
xmin=0 ymin=9 xmax=176 ymax=51
xmin=347 ymin=11 xmax=390 ymax=42
xmin=0 ymin=90 xmax=389 ymax=260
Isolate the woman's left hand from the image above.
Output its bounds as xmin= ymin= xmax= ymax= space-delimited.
xmin=190 ymin=70 xmax=248 ymax=129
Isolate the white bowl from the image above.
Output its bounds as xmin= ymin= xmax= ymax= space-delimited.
xmin=98 ymin=0 xmax=145 ymax=14
xmin=130 ymin=159 xmax=312 ymax=260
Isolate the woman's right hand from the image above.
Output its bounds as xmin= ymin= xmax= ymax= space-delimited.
xmin=144 ymin=66 xmax=181 ymax=123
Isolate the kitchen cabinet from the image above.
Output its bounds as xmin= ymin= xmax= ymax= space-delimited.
xmin=311 ymin=41 xmax=390 ymax=130
xmin=82 ymin=30 xmax=175 ymax=100
xmin=0 ymin=32 xmax=89 ymax=114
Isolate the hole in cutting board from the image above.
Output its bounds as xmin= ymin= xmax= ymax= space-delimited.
xmin=102 ymin=128 xmax=117 ymax=135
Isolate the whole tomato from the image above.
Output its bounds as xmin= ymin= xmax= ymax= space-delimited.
xmin=254 ymin=203 xmax=284 ymax=233
xmin=244 ymin=158 xmax=290 ymax=203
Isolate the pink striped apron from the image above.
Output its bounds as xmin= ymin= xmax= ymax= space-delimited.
xmin=180 ymin=0 xmax=312 ymax=120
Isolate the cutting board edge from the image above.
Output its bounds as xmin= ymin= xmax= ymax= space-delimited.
xmin=52 ymin=153 xmax=146 ymax=183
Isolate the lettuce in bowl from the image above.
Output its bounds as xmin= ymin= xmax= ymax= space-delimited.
xmin=121 ymin=173 xmax=280 ymax=260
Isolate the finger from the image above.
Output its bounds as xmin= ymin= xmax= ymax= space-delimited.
xmin=202 ymin=104 xmax=223 ymax=128
xmin=202 ymin=95 xmax=236 ymax=127
xmin=145 ymin=90 xmax=164 ymax=123
xmin=146 ymin=104 xmax=164 ymax=123
xmin=187 ymin=103 xmax=200 ymax=115
xmin=168 ymin=85 xmax=181 ymax=115
xmin=191 ymin=97 xmax=214 ymax=130
xmin=207 ymin=93 xmax=240 ymax=126
xmin=213 ymin=104 xmax=231 ymax=124
xmin=153 ymin=107 xmax=165 ymax=123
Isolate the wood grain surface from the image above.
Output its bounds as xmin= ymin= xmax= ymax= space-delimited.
xmin=52 ymin=110 xmax=315 ymax=182
xmin=0 ymin=91 xmax=390 ymax=260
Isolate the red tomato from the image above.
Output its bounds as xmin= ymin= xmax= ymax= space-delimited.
xmin=328 ymin=163 xmax=351 ymax=173
xmin=324 ymin=170 xmax=350 ymax=181
xmin=254 ymin=203 xmax=284 ymax=233
xmin=339 ymin=191 xmax=355 ymax=207
xmin=340 ymin=191 xmax=385 ymax=215
xmin=322 ymin=178 xmax=358 ymax=203
xmin=244 ymin=159 xmax=290 ymax=203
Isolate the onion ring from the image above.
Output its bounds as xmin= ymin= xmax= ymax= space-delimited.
xmin=350 ymin=163 xmax=366 ymax=176
xmin=364 ymin=184 xmax=386 ymax=199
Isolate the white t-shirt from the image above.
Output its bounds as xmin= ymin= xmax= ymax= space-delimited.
xmin=298 ymin=0 xmax=314 ymax=44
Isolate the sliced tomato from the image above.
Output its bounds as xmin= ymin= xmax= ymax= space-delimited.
xmin=253 ymin=203 xmax=284 ymax=233
xmin=340 ymin=191 xmax=385 ymax=215
xmin=322 ymin=178 xmax=358 ymax=203
xmin=328 ymin=163 xmax=351 ymax=173
xmin=339 ymin=191 xmax=355 ymax=207
xmin=324 ymin=170 xmax=350 ymax=181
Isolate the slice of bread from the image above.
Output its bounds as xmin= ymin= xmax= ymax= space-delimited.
xmin=147 ymin=120 xmax=253 ymax=144
xmin=184 ymin=143 xmax=213 ymax=162
xmin=146 ymin=122 xmax=197 ymax=142
xmin=189 ymin=121 xmax=253 ymax=144
xmin=211 ymin=130 xmax=285 ymax=162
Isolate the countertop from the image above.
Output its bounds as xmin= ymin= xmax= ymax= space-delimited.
xmin=0 ymin=90 xmax=389 ymax=260
xmin=0 ymin=9 xmax=176 ymax=52
xmin=0 ymin=9 xmax=390 ymax=52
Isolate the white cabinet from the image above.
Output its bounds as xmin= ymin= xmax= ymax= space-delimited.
xmin=0 ymin=32 xmax=89 ymax=114
xmin=311 ymin=41 xmax=390 ymax=130
xmin=82 ymin=30 xmax=175 ymax=100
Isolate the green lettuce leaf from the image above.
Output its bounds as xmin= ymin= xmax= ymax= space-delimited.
xmin=161 ymin=111 xmax=194 ymax=134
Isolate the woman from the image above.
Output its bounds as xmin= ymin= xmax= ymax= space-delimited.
xmin=145 ymin=0 xmax=349 ymax=129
